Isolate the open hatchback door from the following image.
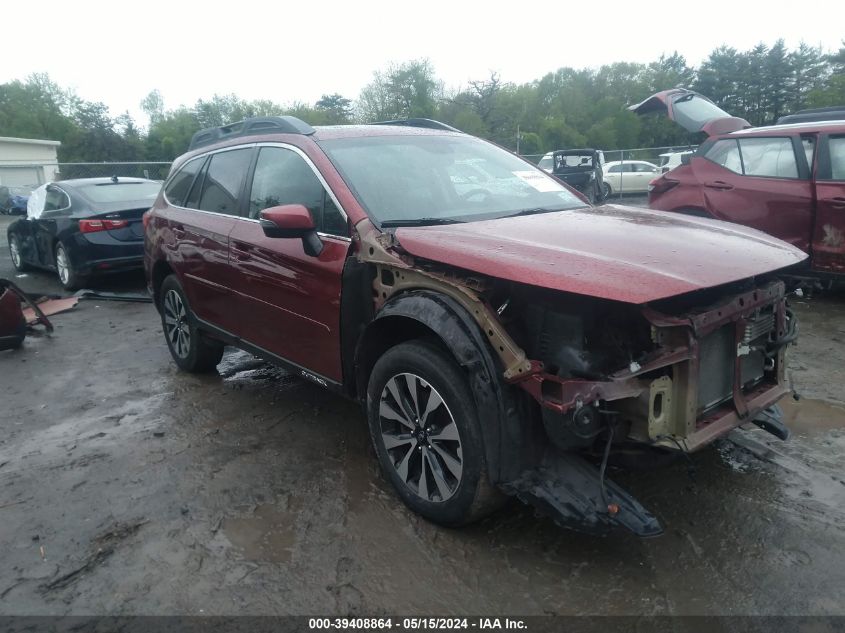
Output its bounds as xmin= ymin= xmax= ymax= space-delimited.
xmin=629 ymin=88 xmax=752 ymax=136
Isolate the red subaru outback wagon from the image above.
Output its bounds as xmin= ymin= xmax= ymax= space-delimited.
xmin=144 ymin=117 xmax=806 ymax=536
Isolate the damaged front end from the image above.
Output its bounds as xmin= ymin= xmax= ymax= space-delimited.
xmin=357 ymin=219 xmax=797 ymax=538
xmin=499 ymin=279 xmax=794 ymax=537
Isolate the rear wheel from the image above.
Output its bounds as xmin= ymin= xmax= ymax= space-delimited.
xmin=55 ymin=242 xmax=85 ymax=291
xmin=9 ymin=235 xmax=30 ymax=272
xmin=366 ymin=340 xmax=503 ymax=526
xmin=160 ymin=275 xmax=223 ymax=373
xmin=602 ymin=182 xmax=612 ymax=199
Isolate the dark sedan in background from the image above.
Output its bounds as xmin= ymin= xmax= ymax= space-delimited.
xmin=7 ymin=177 xmax=160 ymax=290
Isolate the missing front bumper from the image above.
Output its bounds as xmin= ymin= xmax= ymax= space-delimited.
xmin=502 ymin=449 xmax=663 ymax=538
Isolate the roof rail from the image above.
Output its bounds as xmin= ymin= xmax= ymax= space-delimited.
xmin=369 ymin=118 xmax=461 ymax=132
xmin=776 ymin=106 xmax=845 ymax=125
xmin=188 ymin=116 xmax=316 ymax=151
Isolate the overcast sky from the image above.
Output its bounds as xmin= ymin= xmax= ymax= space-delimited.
xmin=3 ymin=0 xmax=843 ymax=126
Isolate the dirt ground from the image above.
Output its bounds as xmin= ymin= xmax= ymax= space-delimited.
xmin=1 ymin=212 xmax=844 ymax=617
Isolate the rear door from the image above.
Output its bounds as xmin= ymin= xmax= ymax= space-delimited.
xmin=812 ymin=133 xmax=845 ymax=274
xmin=691 ymin=136 xmax=814 ymax=251
xmin=229 ymin=144 xmax=350 ymax=383
xmin=163 ymin=147 xmax=254 ymax=334
xmin=36 ymin=185 xmax=72 ymax=267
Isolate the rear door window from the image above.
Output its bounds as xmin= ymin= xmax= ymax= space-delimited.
xmin=197 ymin=148 xmax=253 ymax=216
xmin=738 ymin=137 xmax=798 ymax=178
xmin=248 ymin=147 xmax=347 ymax=237
xmin=164 ymin=157 xmax=204 ymax=207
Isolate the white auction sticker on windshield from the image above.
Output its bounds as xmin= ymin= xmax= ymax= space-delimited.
xmin=512 ymin=170 xmax=564 ymax=192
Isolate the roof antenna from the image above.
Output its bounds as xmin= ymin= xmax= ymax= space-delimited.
xmin=111 ymin=175 xmax=119 ymax=183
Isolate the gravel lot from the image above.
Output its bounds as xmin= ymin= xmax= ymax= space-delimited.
xmin=1 ymin=211 xmax=844 ymax=616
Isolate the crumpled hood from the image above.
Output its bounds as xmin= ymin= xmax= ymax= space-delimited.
xmin=394 ymin=205 xmax=807 ymax=304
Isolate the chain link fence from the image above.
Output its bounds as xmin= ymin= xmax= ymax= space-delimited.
xmin=519 ymin=145 xmax=698 ymax=167
xmin=56 ymin=162 xmax=172 ymax=181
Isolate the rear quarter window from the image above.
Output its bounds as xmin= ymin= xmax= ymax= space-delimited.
xmin=704 ymin=139 xmax=742 ymax=173
xmin=164 ymin=158 xmax=204 ymax=207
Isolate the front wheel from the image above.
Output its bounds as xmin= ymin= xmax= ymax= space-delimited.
xmin=602 ymin=182 xmax=612 ymax=199
xmin=160 ymin=275 xmax=223 ymax=373
xmin=366 ymin=340 xmax=503 ymax=526
xmin=9 ymin=235 xmax=30 ymax=272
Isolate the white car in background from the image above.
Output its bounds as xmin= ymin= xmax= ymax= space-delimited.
xmin=602 ymin=160 xmax=660 ymax=197
xmin=658 ymin=150 xmax=695 ymax=173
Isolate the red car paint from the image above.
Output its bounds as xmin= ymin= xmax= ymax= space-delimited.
xmin=628 ymin=89 xmax=751 ymax=136
xmin=395 ymin=205 xmax=806 ymax=304
xmin=633 ymin=89 xmax=845 ymax=277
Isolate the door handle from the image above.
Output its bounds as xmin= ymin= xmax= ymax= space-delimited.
xmin=704 ymin=180 xmax=734 ymax=191
xmin=829 ymin=197 xmax=845 ymax=209
xmin=172 ymin=223 xmax=186 ymax=238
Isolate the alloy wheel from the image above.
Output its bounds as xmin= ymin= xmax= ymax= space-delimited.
xmin=9 ymin=239 xmax=21 ymax=268
xmin=378 ymin=372 xmax=463 ymax=502
xmin=163 ymin=289 xmax=191 ymax=359
xmin=56 ymin=246 xmax=70 ymax=284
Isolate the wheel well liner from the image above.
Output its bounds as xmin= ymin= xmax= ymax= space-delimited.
xmin=355 ymin=289 xmax=541 ymax=483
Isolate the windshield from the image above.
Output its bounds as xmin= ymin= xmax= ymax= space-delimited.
xmin=671 ymin=93 xmax=733 ymax=132
xmin=78 ymin=182 xmax=161 ymax=203
xmin=554 ymin=153 xmax=593 ymax=170
xmin=319 ymin=135 xmax=585 ymax=225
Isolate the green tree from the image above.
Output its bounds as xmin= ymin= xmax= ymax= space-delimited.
xmin=315 ymin=93 xmax=353 ymax=124
xmin=358 ymin=60 xmax=441 ymax=121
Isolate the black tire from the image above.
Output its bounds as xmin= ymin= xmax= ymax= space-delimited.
xmin=583 ymin=185 xmax=595 ymax=204
xmin=602 ymin=182 xmax=612 ymax=199
xmin=8 ymin=234 xmax=31 ymax=272
xmin=366 ymin=340 xmax=503 ymax=527
xmin=55 ymin=242 xmax=86 ymax=291
xmin=159 ymin=274 xmax=223 ymax=373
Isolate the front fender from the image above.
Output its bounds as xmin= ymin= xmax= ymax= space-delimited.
xmin=360 ymin=290 xmax=542 ymax=483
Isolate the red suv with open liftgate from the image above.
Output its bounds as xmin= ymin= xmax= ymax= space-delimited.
xmin=144 ymin=116 xmax=806 ymax=537
xmin=632 ymin=88 xmax=845 ymax=279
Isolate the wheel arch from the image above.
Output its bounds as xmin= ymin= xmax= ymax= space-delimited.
xmin=150 ymin=260 xmax=176 ymax=311
xmin=355 ymin=289 xmax=540 ymax=484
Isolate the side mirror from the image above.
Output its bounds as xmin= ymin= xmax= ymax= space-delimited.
xmin=259 ymin=204 xmax=323 ymax=257
xmin=681 ymin=154 xmax=692 ymax=166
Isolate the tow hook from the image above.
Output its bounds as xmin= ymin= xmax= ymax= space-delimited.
xmin=752 ymin=405 xmax=790 ymax=441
